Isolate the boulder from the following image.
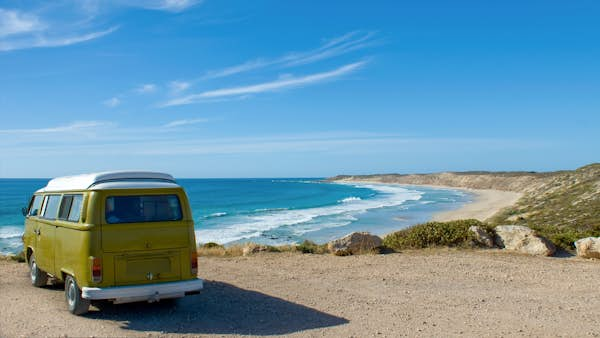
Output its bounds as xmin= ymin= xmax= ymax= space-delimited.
xmin=327 ymin=232 xmax=383 ymax=255
xmin=574 ymin=237 xmax=600 ymax=259
xmin=494 ymin=225 xmax=555 ymax=256
xmin=469 ymin=226 xmax=495 ymax=248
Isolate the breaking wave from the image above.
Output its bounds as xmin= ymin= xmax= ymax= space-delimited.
xmin=196 ymin=183 xmax=422 ymax=244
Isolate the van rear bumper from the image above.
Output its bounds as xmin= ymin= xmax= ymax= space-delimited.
xmin=81 ymin=278 xmax=203 ymax=304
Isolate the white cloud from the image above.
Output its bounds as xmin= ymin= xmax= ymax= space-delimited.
xmin=0 ymin=128 xmax=546 ymax=158
xmin=202 ymin=59 xmax=271 ymax=80
xmin=0 ymin=121 xmax=111 ymax=134
xmin=0 ymin=9 xmax=45 ymax=38
xmin=169 ymin=81 xmax=191 ymax=93
xmin=163 ymin=61 xmax=367 ymax=107
xmin=283 ymin=31 xmax=377 ymax=67
xmin=135 ymin=83 xmax=158 ymax=94
xmin=123 ymin=0 xmax=202 ymax=12
xmin=0 ymin=24 xmax=118 ymax=52
xmin=201 ymin=31 xmax=377 ymax=80
xmin=103 ymin=97 xmax=121 ymax=107
xmin=163 ymin=118 xmax=209 ymax=128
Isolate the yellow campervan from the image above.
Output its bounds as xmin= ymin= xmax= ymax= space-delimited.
xmin=22 ymin=171 xmax=203 ymax=315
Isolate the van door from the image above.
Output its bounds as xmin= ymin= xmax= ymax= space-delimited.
xmin=24 ymin=195 xmax=43 ymax=256
xmin=36 ymin=195 xmax=60 ymax=275
xmin=101 ymin=193 xmax=189 ymax=285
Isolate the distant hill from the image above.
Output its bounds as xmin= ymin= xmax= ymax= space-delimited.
xmin=329 ymin=163 xmax=600 ymax=249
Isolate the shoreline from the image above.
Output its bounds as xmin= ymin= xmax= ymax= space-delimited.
xmin=333 ymin=179 xmax=523 ymax=223
xmin=430 ymin=187 xmax=522 ymax=222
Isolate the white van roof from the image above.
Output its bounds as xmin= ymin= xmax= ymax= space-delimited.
xmin=37 ymin=171 xmax=179 ymax=193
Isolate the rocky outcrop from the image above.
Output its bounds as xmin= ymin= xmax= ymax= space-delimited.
xmin=494 ymin=225 xmax=555 ymax=256
xmin=469 ymin=226 xmax=495 ymax=248
xmin=574 ymin=237 xmax=600 ymax=259
xmin=327 ymin=232 xmax=383 ymax=255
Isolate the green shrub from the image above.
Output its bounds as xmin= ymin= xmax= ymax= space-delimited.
xmin=296 ymin=240 xmax=329 ymax=254
xmin=264 ymin=245 xmax=282 ymax=252
xmin=531 ymin=225 xmax=600 ymax=251
xmin=7 ymin=250 xmax=26 ymax=263
xmin=201 ymin=242 xmax=225 ymax=249
xmin=383 ymin=219 xmax=491 ymax=250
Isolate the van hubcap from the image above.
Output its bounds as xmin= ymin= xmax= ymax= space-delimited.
xmin=30 ymin=260 xmax=37 ymax=282
xmin=67 ymin=281 xmax=76 ymax=307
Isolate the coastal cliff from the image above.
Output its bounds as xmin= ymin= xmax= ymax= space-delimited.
xmin=329 ymin=163 xmax=600 ymax=249
xmin=329 ymin=170 xmax=555 ymax=192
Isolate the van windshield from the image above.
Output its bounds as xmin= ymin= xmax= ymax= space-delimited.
xmin=105 ymin=195 xmax=183 ymax=224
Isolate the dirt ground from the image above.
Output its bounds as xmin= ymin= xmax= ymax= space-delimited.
xmin=1 ymin=250 xmax=600 ymax=337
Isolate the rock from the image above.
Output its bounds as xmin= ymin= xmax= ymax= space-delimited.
xmin=327 ymin=232 xmax=383 ymax=255
xmin=574 ymin=237 xmax=600 ymax=259
xmin=494 ymin=225 xmax=555 ymax=256
xmin=469 ymin=226 xmax=495 ymax=248
xmin=242 ymin=243 xmax=268 ymax=256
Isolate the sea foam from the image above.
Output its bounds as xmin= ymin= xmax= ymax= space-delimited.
xmin=196 ymin=183 xmax=422 ymax=244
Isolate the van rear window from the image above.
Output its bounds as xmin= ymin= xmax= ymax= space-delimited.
xmin=105 ymin=195 xmax=182 ymax=224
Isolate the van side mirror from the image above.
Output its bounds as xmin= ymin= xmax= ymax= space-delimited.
xmin=22 ymin=207 xmax=28 ymax=217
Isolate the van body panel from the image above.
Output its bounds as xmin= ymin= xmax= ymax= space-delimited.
xmin=35 ymin=219 xmax=57 ymax=276
xmin=114 ymin=250 xmax=182 ymax=285
xmin=54 ymin=224 xmax=94 ymax=282
xmin=101 ymin=222 xmax=190 ymax=252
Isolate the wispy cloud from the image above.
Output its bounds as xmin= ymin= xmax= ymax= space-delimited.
xmin=0 ymin=127 xmax=548 ymax=158
xmin=201 ymin=31 xmax=377 ymax=80
xmin=0 ymin=121 xmax=111 ymax=134
xmin=168 ymin=80 xmax=191 ymax=94
xmin=103 ymin=97 xmax=121 ymax=107
xmin=0 ymin=7 xmax=118 ymax=53
xmin=0 ymin=8 xmax=45 ymax=38
xmin=283 ymin=31 xmax=377 ymax=67
xmin=1 ymin=0 xmax=200 ymax=53
xmin=163 ymin=61 xmax=367 ymax=106
xmin=135 ymin=83 xmax=158 ymax=94
xmin=202 ymin=59 xmax=272 ymax=80
xmin=122 ymin=0 xmax=203 ymax=12
xmin=163 ymin=118 xmax=210 ymax=128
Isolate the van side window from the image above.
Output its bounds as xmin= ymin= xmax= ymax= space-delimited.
xmin=28 ymin=195 xmax=43 ymax=217
xmin=57 ymin=194 xmax=84 ymax=222
xmin=67 ymin=195 xmax=83 ymax=222
xmin=42 ymin=195 xmax=62 ymax=220
xmin=58 ymin=195 xmax=74 ymax=220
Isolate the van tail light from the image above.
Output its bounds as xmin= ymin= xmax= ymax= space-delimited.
xmin=191 ymin=250 xmax=198 ymax=275
xmin=91 ymin=257 xmax=102 ymax=283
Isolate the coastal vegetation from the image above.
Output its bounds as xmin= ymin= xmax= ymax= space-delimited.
xmin=332 ymin=163 xmax=600 ymax=251
xmin=489 ymin=163 xmax=600 ymax=249
xmin=382 ymin=219 xmax=493 ymax=250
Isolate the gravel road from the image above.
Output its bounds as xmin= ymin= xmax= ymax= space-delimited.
xmin=1 ymin=250 xmax=600 ymax=337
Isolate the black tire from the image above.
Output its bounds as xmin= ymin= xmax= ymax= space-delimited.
xmin=65 ymin=275 xmax=90 ymax=315
xmin=29 ymin=254 xmax=48 ymax=287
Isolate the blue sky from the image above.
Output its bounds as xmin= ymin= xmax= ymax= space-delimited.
xmin=0 ymin=0 xmax=598 ymax=178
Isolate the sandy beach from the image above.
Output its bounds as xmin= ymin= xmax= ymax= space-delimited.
xmin=431 ymin=187 xmax=522 ymax=222
xmin=2 ymin=250 xmax=599 ymax=337
xmin=336 ymin=179 xmax=523 ymax=223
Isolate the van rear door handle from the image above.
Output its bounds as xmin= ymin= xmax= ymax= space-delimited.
xmin=34 ymin=229 xmax=41 ymax=235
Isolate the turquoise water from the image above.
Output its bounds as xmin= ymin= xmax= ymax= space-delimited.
xmin=0 ymin=178 xmax=471 ymax=254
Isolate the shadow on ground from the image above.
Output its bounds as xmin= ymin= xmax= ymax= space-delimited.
xmin=87 ymin=280 xmax=348 ymax=335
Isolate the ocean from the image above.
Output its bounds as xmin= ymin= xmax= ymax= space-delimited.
xmin=0 ymin=178 xmax=471 ymax=255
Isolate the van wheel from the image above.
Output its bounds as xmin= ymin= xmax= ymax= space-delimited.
xmin=65 ymin=275 xmax=90 ymax=315
xmin=29 ymin=254 xmax=48 ymax=287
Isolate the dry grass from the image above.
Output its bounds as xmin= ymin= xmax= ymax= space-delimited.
xmin=197 ymin=242 xmax=300 ymax=257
